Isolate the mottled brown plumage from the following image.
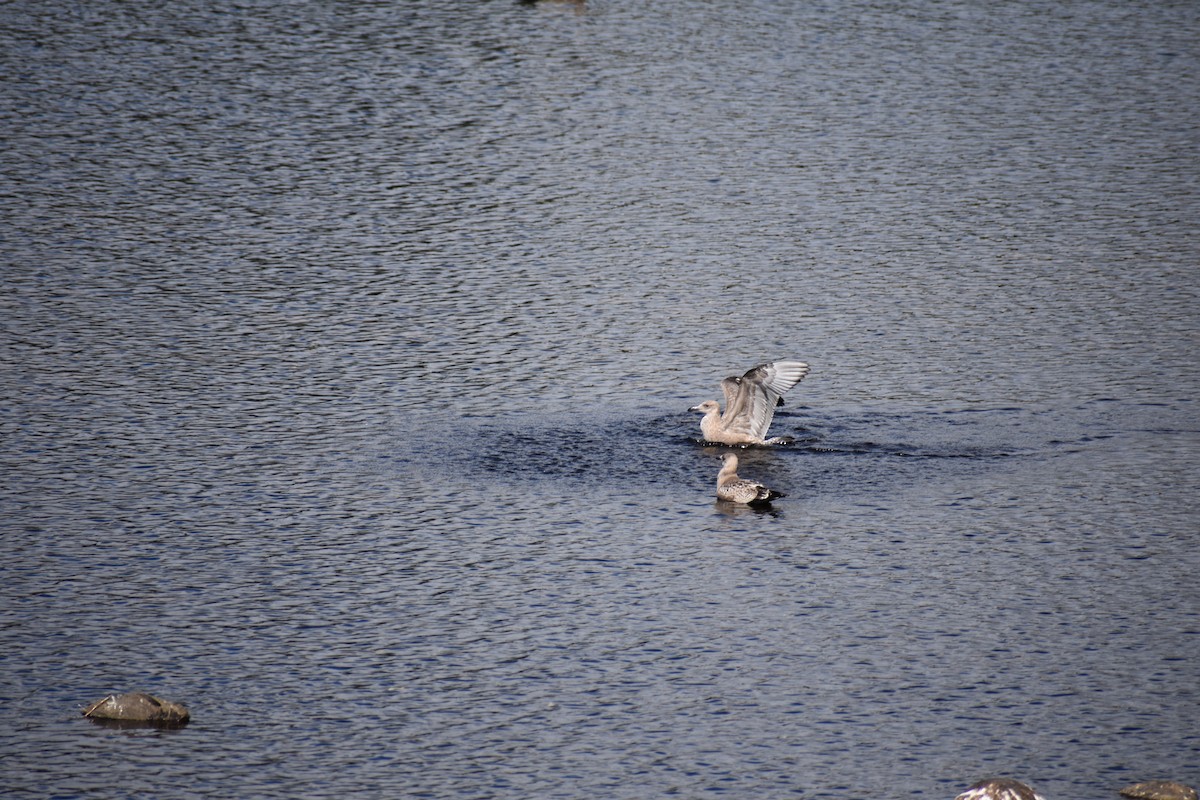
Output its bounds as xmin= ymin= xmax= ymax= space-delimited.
xmin=715 ymin=453 xmax=783 ymax=505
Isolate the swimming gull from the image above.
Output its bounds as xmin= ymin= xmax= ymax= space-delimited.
xmin=955 ymin=779 xmax=1047 ymax=800
xmin=689 ymin=359 xmax=810 ymax=445
xmin=715 ymin=453 xmax=783 ymax=505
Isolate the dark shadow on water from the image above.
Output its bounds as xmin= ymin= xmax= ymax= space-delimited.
xmin=437 ymin=406 xmax=1036 ymax=501
xmin=464 ymin=412 xmax=695 ymax=487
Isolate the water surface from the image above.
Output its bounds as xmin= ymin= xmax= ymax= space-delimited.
xmin=1 ymin=1 xmax=1198 ymax=797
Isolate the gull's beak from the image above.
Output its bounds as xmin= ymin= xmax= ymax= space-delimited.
xmin=688 ymin=404 xmax=702 ymax=412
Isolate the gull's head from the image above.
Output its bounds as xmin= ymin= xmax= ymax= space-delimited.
xmin=689 ymin=400 xmax=719 ymax=415
xmin=720 ymin=452 xmax=739 ymax=469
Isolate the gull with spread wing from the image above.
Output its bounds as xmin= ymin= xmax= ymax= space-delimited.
xmin=689 ymin=359 xmax=810 ymax=445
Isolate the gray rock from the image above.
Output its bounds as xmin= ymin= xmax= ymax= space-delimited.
xmin=1119 ymin=782 xmax=1198 ymax=800
xmin=956 ymin=778 xmax=1047 ymax=800
xmin=82 ymin=692 xmax=190 ymax=728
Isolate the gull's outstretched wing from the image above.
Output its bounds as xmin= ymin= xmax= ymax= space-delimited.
xmin=719 ymin=375 xmax=742 ymax=410
xmin=720 ymin=360 xmax=810 ymax=441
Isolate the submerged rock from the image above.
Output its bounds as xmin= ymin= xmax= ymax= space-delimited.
xmin=1119 ymin=782 xmax=1198 ymax=800
xmin=82 ymin=692 xmax=190 ymax=728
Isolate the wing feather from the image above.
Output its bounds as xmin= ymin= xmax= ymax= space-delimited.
xmin=719 ymin=360 xmax=809 ymax=441
xmin=719 ymin=376 xmax=742 ymax=410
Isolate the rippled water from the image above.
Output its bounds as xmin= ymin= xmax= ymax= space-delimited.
xmin=2 ymin=0 xmax=1198 ymax=797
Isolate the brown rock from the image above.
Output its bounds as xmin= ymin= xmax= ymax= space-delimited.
xmin=1119 ymin=782 xmax=1199 ymax=800
xmin=82 ymin=692 xmax=190 ymax=728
